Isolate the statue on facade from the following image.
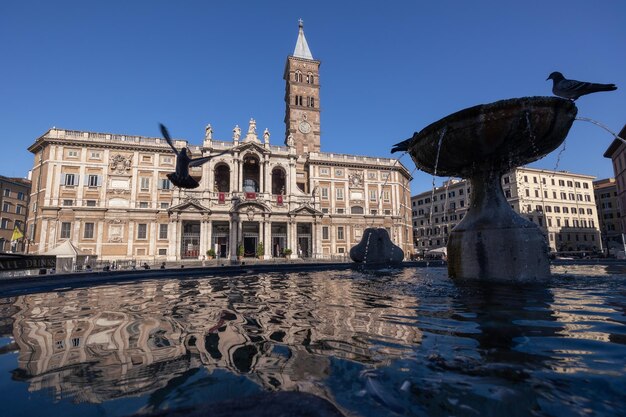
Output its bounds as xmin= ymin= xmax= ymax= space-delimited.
xmin=286 ymin=132 xmax=295 ymax=147
xmin=248 ymin=118 xmax=257 ymax=135
xmin=233 ymin=125 xmax=241 ymax=141
xmin=159 ymin=123 xmax=229 ymax=189
xmin=205 ymin=124 xmax=213 ymax=140
xmin=263 ymin=128 xmax=270 ymax=144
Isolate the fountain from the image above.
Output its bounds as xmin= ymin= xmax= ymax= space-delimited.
xmin=398 ymin=96 xmax=577 ymax=281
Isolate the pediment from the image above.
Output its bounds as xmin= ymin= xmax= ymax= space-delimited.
xmin=236 ymin=141 xmax=268 ymax=154
xmin=289 ymin=203 xmax=324 ymax=217
xmin=168 ymin=199 xmax=211 ymax=214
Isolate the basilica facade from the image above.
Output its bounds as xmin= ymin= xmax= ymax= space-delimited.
xmin=25 ymin=22 xmax=413 ymax=262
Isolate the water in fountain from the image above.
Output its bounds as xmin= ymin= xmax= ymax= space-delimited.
xmin=428 ymin=128 xmax=447 ymax=240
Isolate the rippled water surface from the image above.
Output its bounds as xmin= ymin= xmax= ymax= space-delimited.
xmin=0 ymin=266 xmax=625 ymax=416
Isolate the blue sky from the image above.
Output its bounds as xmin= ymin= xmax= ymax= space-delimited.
xmin=1 ymin=1 xmax=625 ymax=193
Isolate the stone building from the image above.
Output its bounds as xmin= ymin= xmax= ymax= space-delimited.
xmin=0 ymin=175 xmax=30 ymax=253
xmin=593 ymin=178 xmax=624 ymax=255
xmin=603 ymin=124 xmax=626 ymax=234
xmin=25 ymin=22 xmax=413 ymax=262
xmin=411 ymin=167 xmax=601 ymax=254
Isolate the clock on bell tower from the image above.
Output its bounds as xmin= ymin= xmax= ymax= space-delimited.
xmin=284 ymin=19 xmax=321 ymax=155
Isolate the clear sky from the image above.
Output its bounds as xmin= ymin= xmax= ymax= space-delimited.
xmin=1 ymin=0 xmax=625 ymax=193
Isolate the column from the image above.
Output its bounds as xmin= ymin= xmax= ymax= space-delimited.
xmin=96 ymin=220 xmax=104 ymax=258
xmin=206 ymin=219 xmax=212 ymax=257
xmin=229 ymin=217 xmax=238 ymax=260
xmin=264 ymin=219 xmax=271 ymax=258
xmin=167 ymin=220 xmax=177 ymax=261
xmin=149 ymin=222 xmax=156 ymax=256
xmin=314 ymin=220 xmax=322 ymax=259
xmin=40 ymin=218 xmax=49 ymax=251
xmin=127 ymin=222 xmax=135 ymax=257
xmin=73 ymin=219 xmax=81 ymax=243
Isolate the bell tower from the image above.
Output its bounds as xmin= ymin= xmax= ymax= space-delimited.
xmin=284 ymin=20 xmax=321 ymax=156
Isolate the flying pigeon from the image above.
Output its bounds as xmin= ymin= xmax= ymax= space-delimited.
xmin=391 ymin=133 xmax=418 ymax=154
xmin=159 ymin=123 xmax=228 ymax=189
xmin=547 ymin=72 xmax=617 ymax=101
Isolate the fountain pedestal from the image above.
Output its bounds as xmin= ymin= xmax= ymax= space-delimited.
xmin=400 ymin=97 xmax=577 ymax=282
xmin=447 ymin=169 xmax=549 ymax=281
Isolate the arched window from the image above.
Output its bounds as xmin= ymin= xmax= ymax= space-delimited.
xmin=242 ymin=155 xmax=260 ymax=193
xmin=307 ymin=73 xmax=314 ymax=84
xmin=351 ymin=206 xmax=364 ymax=215
xmin=295 ymin=71 xmax=302 ymax=82
xmin=271 ymin=167 xmax=287 ymax=195
xmin=214 ymin=164 xmax=230 ymax=192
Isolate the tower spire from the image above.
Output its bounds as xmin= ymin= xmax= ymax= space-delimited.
xmin=293 ymin=19 xmax=313 ymax=60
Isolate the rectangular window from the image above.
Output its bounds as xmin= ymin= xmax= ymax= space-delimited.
xmin=3 ymin=189 xmax=10 ymax=197
xmin=17 ymin=191 xmax=24 ymax=200
xmin=139 ymin=202 xmax=149 ymax=208
xmin=321 ymin=187 xmax=329 ymax=200
xmin=336 ymin=187 xmax=344 ymax=200
xmin=335 ymin=169 xmax=344 ymax=177
xmin=320 ymin=167 xmax=330 ymax=176
xmin=383 ymin=190 xmax=390 ymax=202
xmin=140 ymin=177 xmax=150 ymax=191
xmin=158 ymin=248 xmax=167 ymax=255
xmin=160 ymin=202 xmax=169 ymax=209
xmin=90 ymin=151 xmax=101 ymax=159
xmin=368 ymin=172 xmax=377 ymax=180
xmin=336 ymin=208 xmax=345 ymax=214
xmin=162 ymin=156 xmax=173 ymax=164
xmin=384 ymin=209 xmax=392 ymax=215
xmin=1 ymin=219 xmax=9 ymax=229
xmin=86 ymin=200 xmax=97 ymax=207
xmin=322 ymin=226 xmax=329 ymax=240
xmin=60 ymin=222 xmax=71 ymax=239
xmin=63 ymin=173 xmax=77 ymax=186
xmin=322 ymin=208 xmax=329 ymax=213
xmin=2 ymin=203 xmax=9 ymax=212
xmin=87 ymin=174 xmax=101 ymax=187
xmin=15 ymin=205 xmax=24 ymax=214
xmin=137 ymin=224 xmax=147 ymax=239
xmin=159 ymin=224 xmax=168 ymax=239
xmin=68 ymin=150 xmax=78 ymax=157
xmin=337 ymin=226 xmax=345 ymax=240
xmin=159 ymin=179 xmax=172 ymax=190
xmin=369 ymin=190 xmax=377 ymax=201
xmin=63 ymin=199 xmax=73 ymax=206
xmin=84 ymin=222 xmax=94 ymax=239
xmin=370 ymin=209 xmax=378 ymax=215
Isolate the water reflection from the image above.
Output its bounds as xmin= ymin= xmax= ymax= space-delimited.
xmin=1 ymin=268 xmax=625 ymax=417
xmin=6 ymin=271 xmax=421 ymax=407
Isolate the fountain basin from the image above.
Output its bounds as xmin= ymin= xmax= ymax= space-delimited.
xmin=404 ymin=97 xmax=577 ymax=282
xmin=405 ymin=96 xmax=577 ymax=177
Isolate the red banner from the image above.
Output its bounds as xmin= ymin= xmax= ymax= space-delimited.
xmin=218 ymin=192 xmax=225 ymax=204
xmin=277 ymin=195 xmax=283 ymax=205
xmin=246 ymin=192 xmax=256 ymax=200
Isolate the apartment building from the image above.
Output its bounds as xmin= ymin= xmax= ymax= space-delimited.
xmin=411 ymin=167 xmax=601 ymax=254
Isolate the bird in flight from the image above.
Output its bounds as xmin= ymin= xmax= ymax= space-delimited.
xmin=160 ymin=123 xmax=228 ymax=189
xmin=547 ymin=72 xmax=617 ymax=101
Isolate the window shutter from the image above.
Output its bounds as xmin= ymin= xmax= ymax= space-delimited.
xmin=84 ymin=175 xmax=89 ymax=186
xmin=97 ymin=175 xmax=102 ymax=186
xmin=61 ymin=173 xmax=66 ymax=185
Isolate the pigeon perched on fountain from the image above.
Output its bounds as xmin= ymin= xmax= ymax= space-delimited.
xmin=160 ymin=123 xmax=228 ymax=189
xmin=547 ymin=72 xmax=617 ymax=101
